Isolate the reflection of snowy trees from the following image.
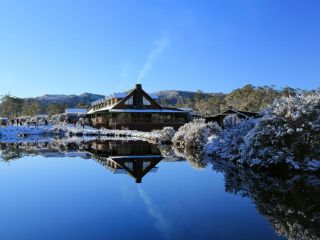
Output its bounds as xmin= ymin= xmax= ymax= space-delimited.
xmin=0 ymin=144 xmax=24 ymax=161
xmin=173 ymin=146 xmax=208 ymax=170
xmin=0 ymin=139 xmax=90 ymax=161
xmin=211 ymin=160 xmax=320 ymax=240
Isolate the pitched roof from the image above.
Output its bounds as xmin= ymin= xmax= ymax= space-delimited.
xmin=91 ymin=89 xmax=158 ymax=107
xmin=89 ymin=84 xmax=171 ymax=114
xmin=222 ymin=109 xmax=258 ymax=117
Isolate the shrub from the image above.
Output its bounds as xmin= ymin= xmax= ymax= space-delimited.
xmin=173 ymin=119 xmax=221 ymax=149
xmin=159 ymin=127 xmax=176 ymax=142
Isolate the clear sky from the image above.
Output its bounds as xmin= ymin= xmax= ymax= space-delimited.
xmin=0 ymin=0 xmax=319 ymax=97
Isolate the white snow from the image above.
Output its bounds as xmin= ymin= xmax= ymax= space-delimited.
xmin=65 ymin=108 xmax=87 ymax=114
xmin=205 ymin=91 xmax=320 ymax=172
xmin=0 ymin=124 xmax=165 ymax=144
xmin=108 ymin=109 xmax=184 ymax=113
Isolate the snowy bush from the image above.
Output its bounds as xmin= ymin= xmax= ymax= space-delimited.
xmin=206 ymin=118 xmax=258 ymax=162
xmin=208 ymin=92 xmax=320 ymax=171
xmin=242 ymin=93 xmax=320 ymax=170
xmin=173 ymin=119 xmax=221 ymax=149
xmin=223 ymin=114 xmax=242 ymax=128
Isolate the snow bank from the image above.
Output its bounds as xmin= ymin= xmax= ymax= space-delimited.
xmin=51 ymin=124 xmax=163 ymax=143
xmin=0 ymin=124 xmax=166 ymax=144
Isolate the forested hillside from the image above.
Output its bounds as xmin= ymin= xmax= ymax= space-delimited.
xmin=0 ymin=85 xmax=304 ymax=118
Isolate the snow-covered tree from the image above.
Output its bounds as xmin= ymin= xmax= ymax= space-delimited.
xmin=206 ymin=118 xmax=257 ymax=162
xmin=242 ymin=92 xmax=320 ymax=170
xmin=222 ymin=114 xmax=242 ymax=128
xmin=207 ymin=92 xmax=320 ymax=171
xmin=173 ymin=119 xmax=221 ymax=150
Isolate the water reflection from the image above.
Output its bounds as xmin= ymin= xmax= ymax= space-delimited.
xmin=171 ymin=146 xmax=320 ymax=240
xmin=0 ymin=139 xmax=178 ymax=183
xmin=211 ymin=159 xmax=320 ymax=240
xmin=0 ymin=139 xmax=319 ymax=239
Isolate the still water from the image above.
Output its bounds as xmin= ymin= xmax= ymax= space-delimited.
xmin=0 ymin=139 xmax=318 ymax=240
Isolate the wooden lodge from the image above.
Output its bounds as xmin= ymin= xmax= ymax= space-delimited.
xmin=205 ymin=107 xmax=259 ymax=127
xmin=88 ymin=84 xmax=189 ymax=131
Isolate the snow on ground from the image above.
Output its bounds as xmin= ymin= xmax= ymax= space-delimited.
xmin=0 ymin=124 xmax=163 ymax=143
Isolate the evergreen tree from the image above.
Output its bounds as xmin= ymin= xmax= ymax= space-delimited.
xmin=46 ymin=103 xmax=67 ymax=116
xmin=21 ymin=100 xmax=41 ymax=116
xmin=0 ymin=94 xmax=23 ymax=118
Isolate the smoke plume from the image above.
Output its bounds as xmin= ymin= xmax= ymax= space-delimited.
xmin=137 ymin=33 xmax=170 ymax=83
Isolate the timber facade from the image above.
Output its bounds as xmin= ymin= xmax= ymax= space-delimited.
xmin=88 ymin=84 xmax=188 ymax=131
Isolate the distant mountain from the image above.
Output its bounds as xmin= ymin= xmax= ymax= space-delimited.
xmin=21 ymin=91 xmax=216 ymax=108
xmin=25 ymin=93 xmax=105 ymax=108
xmin=22 ymin=90 xmax=223 ymax=109
xmin=155 ymin=90 xmax=223 ymax=105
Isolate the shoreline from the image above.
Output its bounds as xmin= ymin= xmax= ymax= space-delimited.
xmin=0 ymin=124 xmax=162 ymax=144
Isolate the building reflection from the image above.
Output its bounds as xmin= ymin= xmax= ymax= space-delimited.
xmin=0 ymin=139 xmax=164 ymax=183
xmin=87 ymin=140 xmax=163 ymax=183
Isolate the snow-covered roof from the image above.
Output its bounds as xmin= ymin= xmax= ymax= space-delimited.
xmin=65 ymin=108 xmax=87 ymax=114
xmin=88 ymin=104 xmax=186 ymax=114
xmin=104 ymin=92 xmax=127 ymax=102
xmin=108 ymin=109 xmax=185 ymax=113
xmin=91 ymin=93 xmax=127 ymax=106
xmin=89 ymin=103 xmax=118 ymax=114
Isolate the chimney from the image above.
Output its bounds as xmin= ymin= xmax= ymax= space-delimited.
xmin=136 ymin=84 xmax=142 ymax=90
xmin=135 ymin=84 xmax=143 ymax=108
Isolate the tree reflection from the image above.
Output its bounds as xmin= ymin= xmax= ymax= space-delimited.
xmin=173 ymin=146 xmax=208 ymax=170
xmin=211 ymin=160 xmax=320 ymax=240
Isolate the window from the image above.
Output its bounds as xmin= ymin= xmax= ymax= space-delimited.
xmin=124 ymin=162 xmax=133 ymax=170
xmin=151 ymin=113 xmax=158 ymax=123
xmin=143 ymin=97 xmax=151 ymax=106
xmin=143 ymin=161 xmax=151 ymax=170
xmin=131 ymin=113 xmax=141 ymax=123
xmin=164 ymin=114 xmax=173 ymax=123
xmin=125 ymin=96 xmax=133 ymax=105
xmin=117 ymin=113 xmax=126 ymax=123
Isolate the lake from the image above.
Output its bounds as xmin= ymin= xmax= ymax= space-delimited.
xmin=0 ymin=139 xmax=318 ymax=240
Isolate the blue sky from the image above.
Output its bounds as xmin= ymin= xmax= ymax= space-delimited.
xmin=0 ymin=0 xmax=319 ymax=97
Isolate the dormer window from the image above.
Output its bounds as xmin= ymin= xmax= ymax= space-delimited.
xmin=125 ymin=96 xmax=133 ymax=105
xmin=143 ymin=97 xmax=151 ymax=106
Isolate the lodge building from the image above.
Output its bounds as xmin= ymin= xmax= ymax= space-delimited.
xmin=205 ymin=107 xmax=259 ymax=127
xmin=88 ymin=84 xmax=189 ymax=131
